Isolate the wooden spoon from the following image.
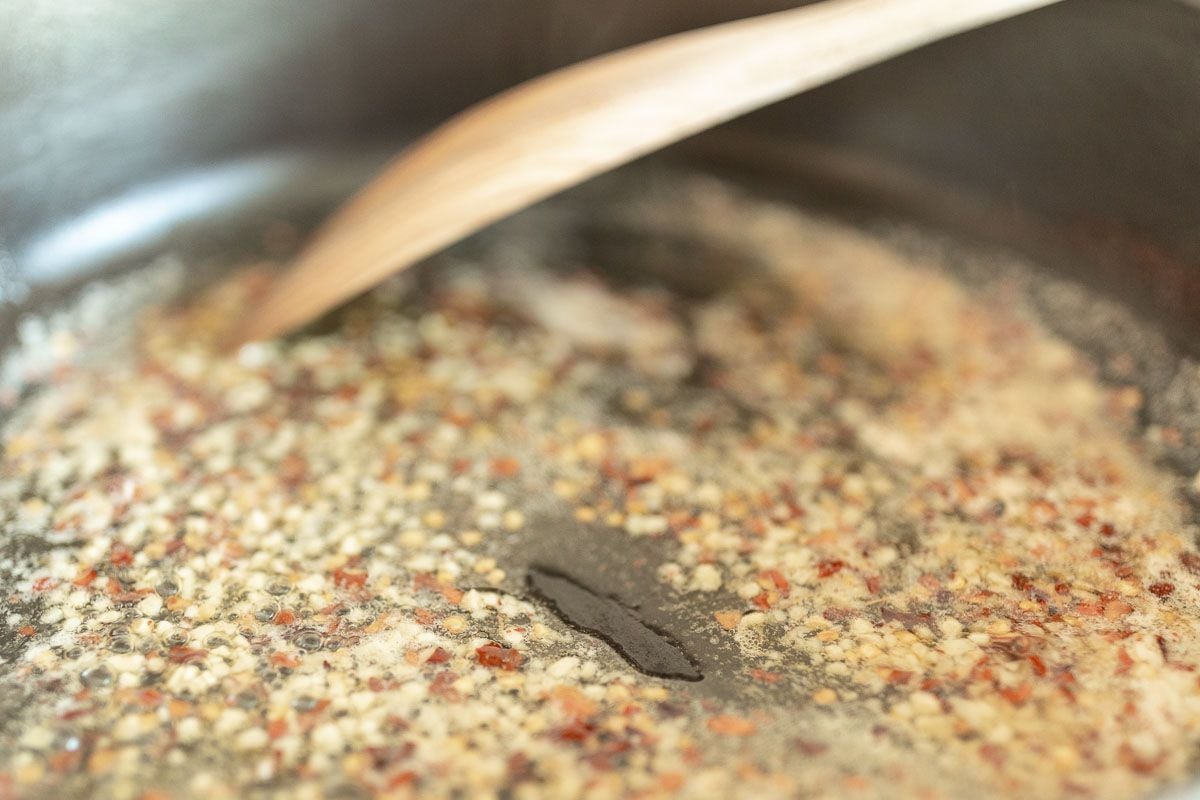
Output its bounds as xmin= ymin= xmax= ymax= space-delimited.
xmin=232 ymin=0 xmax=1062 ymax=345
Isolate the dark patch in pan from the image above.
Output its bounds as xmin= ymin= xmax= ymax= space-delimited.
xmin=526 ymin=566 xmax=702 ymax=682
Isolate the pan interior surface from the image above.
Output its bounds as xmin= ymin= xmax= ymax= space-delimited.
xmin=3 ymin=166 xmax=1200 ymax=799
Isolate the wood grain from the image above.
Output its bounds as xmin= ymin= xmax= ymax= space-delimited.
xmin=232 ymin=0 xmax=1063 ymax=344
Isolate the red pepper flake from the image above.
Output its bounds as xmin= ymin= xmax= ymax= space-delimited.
xmin=761 ymin=569 xmax=790 ymax=595
xmin=999 ymin=684 xmax=1032 ymax=706
xmin=1120 ymin=744 xmax=1167 ymax=774
xmin=1010 ymin=573 xmax=1033 ymax=592
xmin=137 ymin=688 xmax=163 ymax=707
xmin=475 ymin=642 xmax=523 ymax=671
xmin=270 ymin=651 xmax=300 ymax=669
xmin=167 ymin=646 xmax=207 ymax=665
xmin=1180 ymin=552 xmax=1200 ymax=574
xmin=751 ymin=592 xmax=773 ymax=610
xmin=386 ymin=771 xmax=418 ymax=790
xmin=1156 ymin=635 xmax=1170 ymax=662
xmin=266 ymin=719 xmax=288 ymax=739
xmin=273 ymin=609 xmax=296 ymax=625
xmin=979 ymin=743 xmax=1007 ymax=768
xmin=17 ymin=625 xmax=35 ymax=637
xmin=1099 ymin=522 xmax=1116 ymax=537
xmin=1104 ymin=600 xmax=1134 ymax=620
xmin=795 ymin=738 xmax=830 ymax=756
xmin=1074 ymin=513 xmax=1094 ymax=529
xmin=865 ymin=575 xmax=882 ymax=595
xmin=48 ymin=748 xmax=83 ymax=773
xmin=439 ymin=585 xmax=464 ymax=605
xmin=279 ymin=453 xmax=308 ymax=487
xmin=425 ymin=647 xmax=451 ymax=665
xmin=428 ymin=671 xmax=459 ymax=699
xmin=31 ymin=576 xmax=58 ymax=592
xmin=490 ymin=457 xmax=521 ymax=478
xmin=1075 ymin=602 xmax=1103 ymax=617
xmin=880 ymin=606 xmax=932 ymax=628
xmin=332 ymin=568 xmax=368 ymax=589
xmin=1054 ymin=582 xmax=1071 ymax=595
xmin=368 ymin=676 xmax=400 ymax=692
xmin=552 ymin=718 xmax=595 ymax=743
xmin=626 ymin=457 xmax=669 ymax=485
xmin=73 ymin=568 xmax=98 ymax=588
xmin=1027 ymin=654 xmax=1047 ymax=677
xmin=750 ymin=668 xmax=781 ymax=684
xmin=412 ymin=573 xmax=440 ymax=592
xmin=707 ymin=714 xmax=757 ymax=736
xmin=1115 ymin=647 xmax=1134 ymax=675
xmin=713 ymin=610 xmax=741 ymax=631
xmin=110 ymin=543 xmax=134 ymax=567
xmin=816 ymin=560 xmax=845 ymax=578
xmin=1149 ymin=582 xmax=1175 ymax=598
xmin=969 ymin=658 xmax=994 ymax=683
xmin=886 ymin=669 xmax=913 ymax=685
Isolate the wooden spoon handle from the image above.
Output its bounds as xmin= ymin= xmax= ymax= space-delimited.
xmin=234 ymin=0 xmax=1062 ymax=344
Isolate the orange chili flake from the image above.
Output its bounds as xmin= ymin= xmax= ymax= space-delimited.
xmin=1104 ymin=600 xmax=1134 ymax=620
xmin=166 ymin=646 xmax=207 ymax=665
xmin=266 ymin=719 xmax=288 ymax=739
xmin=475 ymin=642 xmax=523 ymax=671
xmin=816 ymin=560 xmax=845 ymax=579
xmin=760 ymin=569 xmax=790 ymax=595
xmin=428 ymin=672 xmax=459 ymax=699
xmin=979 ymin=743 xmax=1007 ymax=768
xmin=386 ymin=771 xmax=418 ymax=789
xmin=1149 ymin=582 xmax=1175 ymax=598
xmin=110 ymin=543 xmax=134 ymax=567
xmin=73 ymin=568 xmax=98 ymax=588
xmin=750 ymin=668 xmax=780 ymax=684
xmin=269 ymin=652 xmax=300 ymax=669
xmin=552 ymin=718 xmax=594 ymax=743
xmin=714 ymin=610 xmax=741 ymax=630
xmin=549 ymin=685 xmax=598 ymax=718
xmin=1115 ymin=648 xmax=1134 ymax=675
xmin=658 ymin=773 xmax=685 ymax=792
xmin=490 ymin=457 xmax=520 ymax=478
xmin=1027 ymin=654 xmax=1047 ymax=677
xmin=425 ymin=647 xmax=451 ymax=664
xmin=707 ymin=714 xmax=757 ymax=736
xmin=17 ymin=625 xmax=35 ymax=637
xmin=999 ymin=684 xmax=1032 ymax=706
xmin=331 ymin=568 xmax=368 ymax=589
xmin=273 ymin=609 xmax=296 ymax=625
xmin=31 ymin=576 xmax=58 ymax=592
